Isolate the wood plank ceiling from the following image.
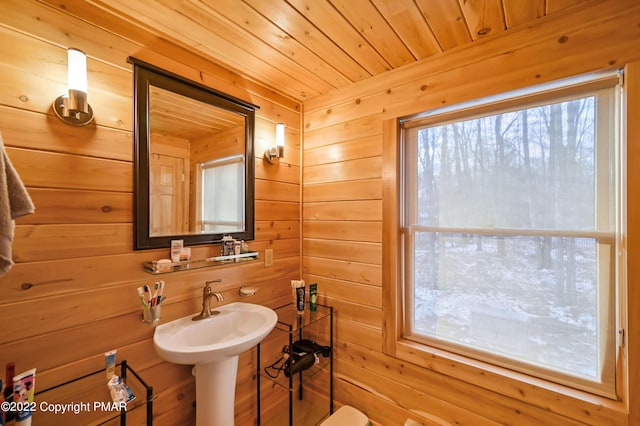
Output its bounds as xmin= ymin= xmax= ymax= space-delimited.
xmin=78 ymin=0 xmax=592 ymax=101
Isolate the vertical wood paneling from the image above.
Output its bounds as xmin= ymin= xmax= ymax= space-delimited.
xmin=624 ymin=60 xmax=640 ymax=426
xmin=0 ymin=2 xmax=301 ymax=425
xmin=302 ymin=1 xmax=640 ymax=425
xmin=381 ymin=118 xmax=401 ymax=357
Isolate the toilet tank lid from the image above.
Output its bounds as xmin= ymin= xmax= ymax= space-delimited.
xmin=321 ymin=405 xmax=369 ymax=426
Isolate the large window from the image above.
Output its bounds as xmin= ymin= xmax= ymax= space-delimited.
xmin=400 ymin=73 xmax=622 ymax=396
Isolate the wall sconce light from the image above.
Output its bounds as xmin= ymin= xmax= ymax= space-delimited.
xmin=264 ymin=123 xmax=285 ymax=164
xmin=53 ymin=48 xmax=94 ymax=126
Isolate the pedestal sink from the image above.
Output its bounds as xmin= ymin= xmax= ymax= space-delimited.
xmin=153 ymin=302 xmax=277 ymax=425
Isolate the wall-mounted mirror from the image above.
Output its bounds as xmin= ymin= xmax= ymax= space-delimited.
xmin=129 ymin=58 xmax=257 ymax=250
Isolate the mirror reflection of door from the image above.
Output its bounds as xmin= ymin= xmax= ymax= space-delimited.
xmin=149 ymin=137 xmax=189 ymax=236
xmin=150 ymin=154 xmax=187 ymax=236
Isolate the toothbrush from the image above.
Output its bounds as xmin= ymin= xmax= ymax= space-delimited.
xmin=151 ymin=282 xmax=159 ymax=306
xmin=137 ymin=287 xmax=148 ymax=307
xmin=143 ymin=285 xmax=152 ymax=306
xmin=138 ymin=287 xmax=151 ymax=319
xmin=157 ymin=280 xmax=165 ymax=305
xmin=152 ymin=280 xmax=164 ymax=306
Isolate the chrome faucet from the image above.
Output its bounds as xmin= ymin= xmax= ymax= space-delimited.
xmin=192 ymin=279 xmax=224 ymax=321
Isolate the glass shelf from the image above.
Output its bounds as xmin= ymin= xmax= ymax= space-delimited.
xmin=143 ymin=252 xmax=259 ymax=274
xmin=273 ymin=303 xmax=332 ymax=334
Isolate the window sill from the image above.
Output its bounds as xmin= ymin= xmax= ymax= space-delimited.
xmin=394 ymin=339 xmax=627 ymax=425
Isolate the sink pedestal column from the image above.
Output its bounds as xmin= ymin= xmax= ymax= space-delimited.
xmin=194 ymin=356 xmax=239 ymax=426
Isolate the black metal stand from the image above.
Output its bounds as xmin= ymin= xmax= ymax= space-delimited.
xmin=257 ymin=303 xmax=334 ymax=425
xmin=34 ymin=360 xmax=154 ymax=425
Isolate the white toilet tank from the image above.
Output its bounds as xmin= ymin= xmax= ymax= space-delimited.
xmin=320 ymin=405 xmax=370 ymax=426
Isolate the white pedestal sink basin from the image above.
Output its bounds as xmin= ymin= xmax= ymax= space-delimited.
xmin=153 ymin=302 xmax=277 ymax=426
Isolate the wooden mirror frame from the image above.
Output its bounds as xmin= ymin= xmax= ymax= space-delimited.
xmin=129 ymin=57 xmax=257 ymax=250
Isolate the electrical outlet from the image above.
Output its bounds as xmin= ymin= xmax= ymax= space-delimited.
xmin=264 ymin=249 xmax=273 ymax=267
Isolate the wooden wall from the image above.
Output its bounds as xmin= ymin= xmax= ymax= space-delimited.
xmin=0 ymin=1 xmax=301 ymax=425
xmin=302 ymin=1 xmax=640 ymax=425
xmin=3 ymin=1 xmax=640 ymax=425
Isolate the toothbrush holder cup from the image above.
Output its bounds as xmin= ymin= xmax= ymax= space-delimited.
xmin=142 ymin=304 xmax=162 ymax=325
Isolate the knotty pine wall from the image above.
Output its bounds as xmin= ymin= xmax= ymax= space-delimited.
xmin=302 ymin=1 xmax=640 ymax=426
xmin=0 ymin=1 xmax=301 ymax=425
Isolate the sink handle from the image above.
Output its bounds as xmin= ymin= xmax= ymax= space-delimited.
xmin=193 ymin=280 xmax=223 ymax=321
xmin=203 ymin=279 xmax=221 ymax=296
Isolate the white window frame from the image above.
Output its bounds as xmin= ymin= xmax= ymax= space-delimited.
xmin=197 ymin=154 xmax=245 ymax=233
xmin=397 ymin=71 xmax=624 ymax=398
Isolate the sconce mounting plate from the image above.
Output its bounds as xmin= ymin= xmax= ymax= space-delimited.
xmin=53 ymin=95 xmax=94 ymax=126
xmin=264 ymin=147 xmax=281 ymax=164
